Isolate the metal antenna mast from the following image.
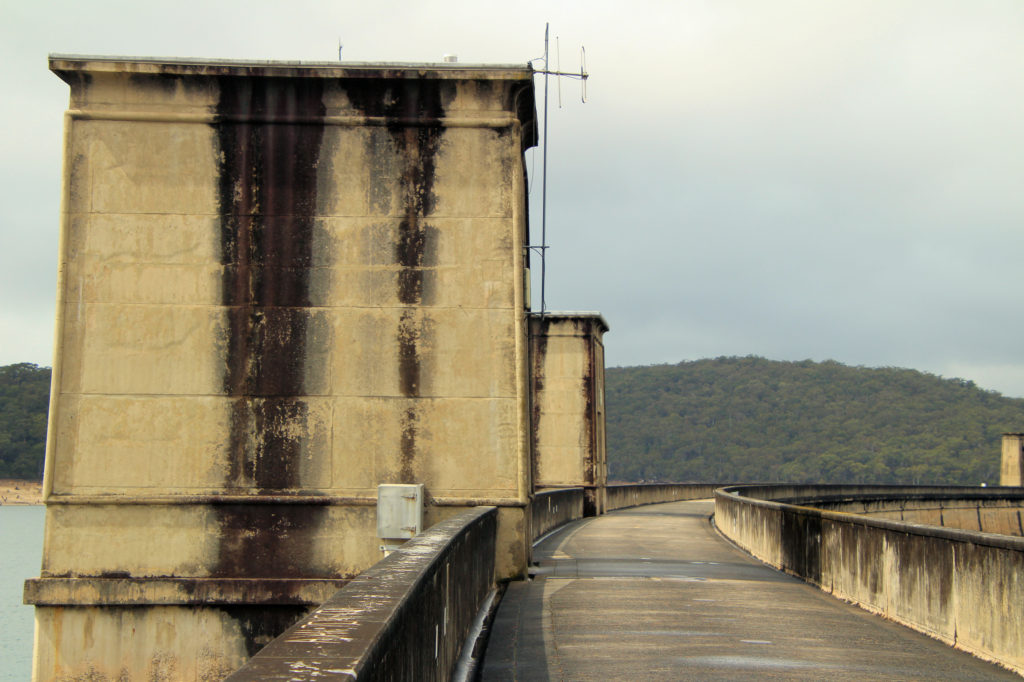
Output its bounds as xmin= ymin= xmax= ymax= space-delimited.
xmin=529 ymin=23 xmax=588 ymax=316
xmin=540 ymin=24 xmax=550 ymax=315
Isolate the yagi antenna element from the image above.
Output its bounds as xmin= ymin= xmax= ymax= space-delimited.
xmin=528 ymin=22 xmax=589 ymax=316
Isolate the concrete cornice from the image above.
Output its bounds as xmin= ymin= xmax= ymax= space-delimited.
xmin=529 ymin=311 xmax=610 ymax=333
xmin=48 ymin=54 xmax=534 ymax=81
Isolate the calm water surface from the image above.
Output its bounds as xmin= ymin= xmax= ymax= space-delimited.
xmin=1 ymin=506 xmax=44 ymax=681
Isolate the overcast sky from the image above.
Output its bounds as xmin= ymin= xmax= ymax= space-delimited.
xmin=3 ymin=1 xmax=1023 ymax=396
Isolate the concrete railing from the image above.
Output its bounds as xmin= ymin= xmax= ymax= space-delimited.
xmin=530 ymin=484 xmax=728 ymax=541
xmin=715 ymin=485 xmax=1024 ymax=674
xmin=780 ymin=489 xmax=1024 ymax=537
xmin=605 ymin=483 xmax=723 ymax=511
xmin=725 ymin=483 xmax=1019 ymax=504
xmin=225 ymin=506 xmax=497 ymax=682
xmin=531 ymin=488 xmax=586 ymax=541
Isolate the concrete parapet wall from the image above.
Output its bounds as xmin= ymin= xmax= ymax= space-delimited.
xmin=732 ymin=484 xmax=1024 ymax=535
xmin=529 ymin=484 xmax=727 ymax=544
xmin=725 ymin=483 xmax=975 ymax=501
xmin=529 ymin=484 xmax=725 ymax=544
xmin=531 ymin=488 xmax=585 ymax=541
xmin=224 ymin=506 xmax=498 ymax=681
xmin=715 ymin=485 xmax=1024 ymax=674
xmin=802 ymin=491 xmax=1024 ymax=537
xmin=605 ymin=483 xmax=722 ymax=511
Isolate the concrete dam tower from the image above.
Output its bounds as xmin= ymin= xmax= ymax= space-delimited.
xmin=27 ymin=56 xmax=553 ymax=679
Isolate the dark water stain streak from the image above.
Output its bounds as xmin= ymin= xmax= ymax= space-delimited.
xmin=212 ymin=75 xmax=327 ymax=581
xmin=346 ymin=78 xmax=450 ymax=484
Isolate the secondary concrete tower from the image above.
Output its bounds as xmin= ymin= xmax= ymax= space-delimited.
xmin=530 ymin=313 xmax=609 ymax=515
xmin=28 ymin=55 xmax=537 ymax=680
xmin=1002 ymin=433 xmax=1024 ymax=486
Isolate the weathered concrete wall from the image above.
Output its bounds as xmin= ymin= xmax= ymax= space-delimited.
xmin=32 ymin=55 xmax=536 ymax=680
xmin=529 ymin=484 xmax=726 ymax=542
xmin=605 ymin=483 xmax=722 ymax=511
xmin=730 ymin=484 xmax=1024 ymax=535
xmin=224 ymin=506 xmax=497 ymax=681
xmin=725 ymin=483 xmax=975 ymax=501
xmin=532 ymin=483 xmax=724 ymax=540
xmin=1002 ymin=433 xmax=1024 ymax=486
xmin=529 ymin=313 xmax=608 ymax=514
xmin=31 ymin=605 xmax=309 ymax=681
xmin=531 ymin=487 xmax=585 ymax=541
xmin=805 ymin=493 xmax=1024 ymax=536
xmin=715 ymin=485 xmax=1024 ymax=674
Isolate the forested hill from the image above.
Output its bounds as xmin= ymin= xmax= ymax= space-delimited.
xmin=0 ymin=363 xmax=50 ymax=480
xmin=4 ymin=358 xmax=1023 ymax=485
xmin=606 ymin=357 xmax=1024 ymax=486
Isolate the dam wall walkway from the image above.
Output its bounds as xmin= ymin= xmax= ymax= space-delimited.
xmin=480 ymin=499 xmax=1017 ymax=680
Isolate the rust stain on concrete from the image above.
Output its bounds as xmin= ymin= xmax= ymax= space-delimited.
xmin=215 ymin=75 xmax=325 ymax=490
xmin=213 ymin=75 xmax=328 ymax=580
xmin=400 ymin=407 xmax=419 ymax=485
xmin=346 ymin=78 xmax=450 ymax=485
xmin=581 ymin=319 xmax=597 ymax=486
xmin=529 ymin=318 xmax=549 ymax=486
xmin=397 ymin=310 xmax=421 ymax=399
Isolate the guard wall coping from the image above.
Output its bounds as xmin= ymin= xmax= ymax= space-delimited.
xmin=224 ymin=506 xmax=497 ymax=681
xmin=718 ymin=485 xmax=1024 ymax=551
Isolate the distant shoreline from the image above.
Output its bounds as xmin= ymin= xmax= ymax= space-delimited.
xmin=0 ymin=479 xmax=42 ymax=505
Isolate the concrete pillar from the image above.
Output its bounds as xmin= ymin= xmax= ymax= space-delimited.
xmin=28 ymin=55 xmax=537 ymax=679
xmin=1001 ymin=433 xmax=1024 ymax=486
xmin=529 ymin=313 xmax=609 ymax=516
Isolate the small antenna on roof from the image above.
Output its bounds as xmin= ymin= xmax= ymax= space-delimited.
xmin=557 ymin=36 xmax=562 ymax=108
xmin=580 ymin=46 xmax=587 ymax=102
xmin=527 ymin=23 xmax=589 ymax=315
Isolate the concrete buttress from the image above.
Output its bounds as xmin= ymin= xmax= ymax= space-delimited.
xmin=28 ymin=56 xmax=539 ymax=680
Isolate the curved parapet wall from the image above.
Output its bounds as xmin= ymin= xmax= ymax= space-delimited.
xmin=224 ymin=506 xmax=497 ymax=681
xmin=530 ymin=484 xmax=727 ymax=543
xmin=786 ymin=490 xmax=1024 ymax=536
xmin=715 ymin=485 xmax=1024 ymax=674
xmin=532 ymin=488 xmax=586 ymax=541
xmin=605 ymin=483 xmax=723 ymax=511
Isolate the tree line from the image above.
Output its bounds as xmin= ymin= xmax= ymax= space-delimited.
xmin=606 ymin=356 xmax=1024 ymax=485
xmin=0 ymin=363 xmax=50 ymax=480
xmin=4 ymin=357 xmax=1023 ymax=485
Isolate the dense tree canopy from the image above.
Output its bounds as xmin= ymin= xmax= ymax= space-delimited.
xmin=4 ymin=358 xmax=1022 ymax=485
xmin=0 ymin=363 xmax=50 ymax=480
xmin=606 ymin=357 xmax=1024 ymax=485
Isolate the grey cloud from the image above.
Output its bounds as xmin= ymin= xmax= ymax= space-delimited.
xmin=4 ymin=1 xmax=1024 ymax=397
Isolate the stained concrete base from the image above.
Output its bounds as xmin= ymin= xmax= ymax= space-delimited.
xmin=482 ymin=500 xmax=1017 ymax=681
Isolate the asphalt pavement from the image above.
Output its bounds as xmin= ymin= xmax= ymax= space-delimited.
xmin=480 ymin=499 xmax=1018 ymax=681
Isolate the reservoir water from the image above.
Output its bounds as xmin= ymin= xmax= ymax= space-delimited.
xmin=1 ymin=505 xmax=44 ymax=681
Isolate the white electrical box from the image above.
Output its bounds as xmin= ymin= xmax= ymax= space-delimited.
xmin=377 ymin=484 xmax=425 ymax=540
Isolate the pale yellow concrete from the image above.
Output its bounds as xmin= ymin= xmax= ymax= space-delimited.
xmin=33 ymin=56 xmax=539 ymax=680
xmin=46 ymin=57 xmax=534 ymax=502
xmin=530 ymin=314 xmax=608 ymax=512
xmin=817 ymin=497 xmax=1024 ymax=536
xmin=330 ymin=396 xmax=521 ymax=494
xmin=1001 ymin=434 xmax=1024 ymax=486
xmin=33 ymin=606 xmax=257 ymax=682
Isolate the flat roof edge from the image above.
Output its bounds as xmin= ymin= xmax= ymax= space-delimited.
xmin=48 ymin=54 xmax=535 ymax=79
xmin=530 ymin=311 xmax=610 ymax=332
